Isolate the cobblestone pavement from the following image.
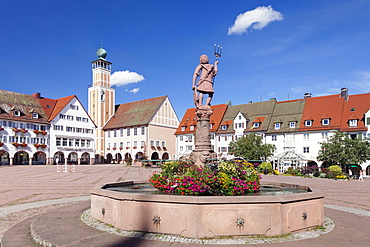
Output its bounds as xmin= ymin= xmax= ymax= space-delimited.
xmin=0 ymin=165 xmax=369 ymax=245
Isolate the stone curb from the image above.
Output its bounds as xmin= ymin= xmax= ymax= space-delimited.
xmin=80 ymin=209 xmax=335 ymax=245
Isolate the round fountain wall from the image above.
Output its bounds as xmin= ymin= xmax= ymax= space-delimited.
xmin=90 ymin=181 xmax=324 ymax=238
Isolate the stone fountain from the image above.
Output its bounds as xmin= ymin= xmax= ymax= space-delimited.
xmin=90 ymin=48 xmax=325 ymax=239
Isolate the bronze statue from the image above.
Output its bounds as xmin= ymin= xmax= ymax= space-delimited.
xmin=192 ymin=54 xmax=219 ymax=107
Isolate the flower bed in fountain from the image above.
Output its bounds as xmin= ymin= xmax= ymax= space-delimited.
xmin=149 ymin=160 xmax=261 ymax=196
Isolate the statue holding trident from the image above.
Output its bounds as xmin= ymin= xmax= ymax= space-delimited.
xmin=190 ymin=45 xmax=222 ymax=167
xmin=192 ymin=45 xmax=222 ymax=107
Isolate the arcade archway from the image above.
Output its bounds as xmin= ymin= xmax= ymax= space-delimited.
xmin=54 ymin=152 xmax=65 ymax=164
xmin=68 ymin=152 xmax=78 ymax=164
xmin=33 ymin=151 xmax=46 ymax=165
xmin=81 ymin=152 xmax=90 ymax=164
xmin=0 ymin=150 xmax=9 ymax=165
xmin=14 ymin=151 xmax=29 ymax=165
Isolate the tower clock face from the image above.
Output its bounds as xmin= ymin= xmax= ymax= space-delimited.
xmin=100 ymin=89 xmax=105 ymax=102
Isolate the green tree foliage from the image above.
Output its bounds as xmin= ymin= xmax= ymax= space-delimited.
xmin=317 ymin=132 xmax=370 ymax=169
xmin=228 ymin=133 xmax=275 ymax=161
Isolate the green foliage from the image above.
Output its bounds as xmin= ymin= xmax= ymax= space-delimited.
xmin=258 ymin=162 xmax=272 ymax=173
xmin=327 ymin=165 xmax=343 ymax=176
xmin=318 ymin=132 xmax=370 ymax=169
xmin=228 ymin=133 xmax=275 ymax=160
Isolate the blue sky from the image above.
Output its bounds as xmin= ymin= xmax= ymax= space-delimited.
xmin=1 ymin=0 xmax=370 ymax=119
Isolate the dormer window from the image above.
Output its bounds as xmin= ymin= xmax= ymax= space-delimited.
xmin=190 ymin=126 xmax=194 ymax=131
xmin=14 ymin=110 xmax=20 ymax=116
xmin=289 ymin=122 xmax=296 ymax=128
xmin=32 ymin=113 xmax=39 ymax=119
xmin=221 ymin=125 xmax=228 ymax=130
xmin=181 ymin=126 xmax=186 ymax=131
xmin=253 ymin=122 xmax=260 ymax=128
xmin=349 ymin=119 xmax=358 ymax=127
xmin=305 ymin=120 xmax=312 ymax=127
xmin=322 ymin=119 xmax=330 ymax=126
xmin=274 ymin=123 xmax=281 ymax=129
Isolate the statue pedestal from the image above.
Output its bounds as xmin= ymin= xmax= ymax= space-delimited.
xmin=190 ymin=106 xmax=216 ymax=167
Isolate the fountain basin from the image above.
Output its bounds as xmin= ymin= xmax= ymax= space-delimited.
xmin=90 ymin=181 xmax=324 ymax=238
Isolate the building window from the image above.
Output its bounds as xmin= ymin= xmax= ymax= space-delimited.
xmin=32 ymin=113 xmax=39 ymax=119
xmin=127 ymin=128 xmax=131 ymax=136
xmin=141 ymin=141 xmax=145 ymax=147
xmin=220 ymin=147 xmax=227 ymax=152
xmin=272 ymin=135 xmax=277 ymax=141
xmin=253 ymin=122 xmax=260 ymax=128
xmin=70 ymin=104 xmax=78 ymax=110
xmin=133 ymin=141 xmax=137 ymax=147
xmin=156 ymin=140 xmax=160 ymax=147
xmin=107 ymin=131 xmax=110 ymax=138
xmin=141 ymin=126 xmax=145 ymax=135
xmin=349 ymin=119 xmax=358 ymax=127
xmin=150 ymin=140 xmax=154 ymax=146
xmin=289 ymin=122 xmax=296 ymax=128
xmin=322 ymin=119 xmax=330 ymax=125
xmin=274 ymin=123 xmax=281 ymax=129
xmin=305 ymin=120 xmax=312 ymax=127
xmin=66 ymin=115 xmax=73 ymax=120
xmin=162 ymin=141 xmax=166 ymax=147
xmin=120 ymin=129 xmax=123 ymax=137
xmin=181 ymin=126 xmax=186 ymax=131
xmin=303 ymin=147 xmax=310 ymax=153
xmin=186 ymin=145 xmax=192 ymax=151
xmin=60 ymin=114 xmax=66 ymax=119
xmin=322 ymin=132 xmax=328 ymax=139
xmin=303 ymin=133 xmax=309 ymax=140
xmin=134 ymin=127 xmax=138 ymax=136
xmin=56 ymin=138 xmax=61 ymax=146
xmin=221 ymin=125 xmax=227 ymax=130
xmin=186 ymin=135 xmax=192 ymax=142
xmin=190 ymin=126 xmax=194 ymax=131
xmin=14 ymin=110 xmax=21 ymax=116
xmin=126 ymin=141 xmax=130 ymax=147
xmin=54 ymin=125 xmax=63 ymax=131
xmin=180 ymin=146 xmax=183 ymax=152
xmin=114 ymin=129 xmax=117 ymax=137
xmin=179 ymin=136 xmax=183 ymax=141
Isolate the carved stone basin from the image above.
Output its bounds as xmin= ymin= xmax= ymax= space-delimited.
xmin=90 ymin=181 xmax=324 ymax=238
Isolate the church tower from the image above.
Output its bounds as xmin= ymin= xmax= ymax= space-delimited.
xmin=88 ymin=47 xmax=115 ymax=162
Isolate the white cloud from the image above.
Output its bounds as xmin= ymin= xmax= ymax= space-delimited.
xmin=228 ymin=6 xmax=283 ymax=35
xmin=125 ymin=88 xmax=140 ymax=94
xmin=111 ymin=70 xmax=145 ymax=87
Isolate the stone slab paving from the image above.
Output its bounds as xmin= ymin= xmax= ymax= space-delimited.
xmin=0 ymin=165 xmax=369 ymax=246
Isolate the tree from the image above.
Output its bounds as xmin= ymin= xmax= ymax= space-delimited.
xmin=228 ymin=133 xmax=275 ymax=161
xmin=317 ymin=132 xmax=370 ymax=169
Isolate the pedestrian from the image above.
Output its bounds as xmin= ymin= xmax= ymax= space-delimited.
xmin=359 ymin=170 xmax=364 ymax=181
xmin=349 ymin=169 xmax=352 ymax=179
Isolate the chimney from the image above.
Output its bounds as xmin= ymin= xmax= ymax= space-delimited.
xmin=304 ymin=93 xmax=312 ymax=98
xmin=270 ymin=98 xmax=276 ymax=101
xmin=225 ymin=101 xmax=232 ymax=106
xmin=248 ymin=101 xmax=253 ymax=104
xmin=32 ymin=92 xmax=41 ymax=99
xmin=340 ymin=88 xmax=348 ymax=101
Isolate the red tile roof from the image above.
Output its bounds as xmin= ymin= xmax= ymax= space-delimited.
xmin=174 ymin=104 xmax=228 ymax=135
xmin=299 ymin=94 xmax=344 ymax=131
xmin=340 ymin=93 xmax=370 ymax=132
